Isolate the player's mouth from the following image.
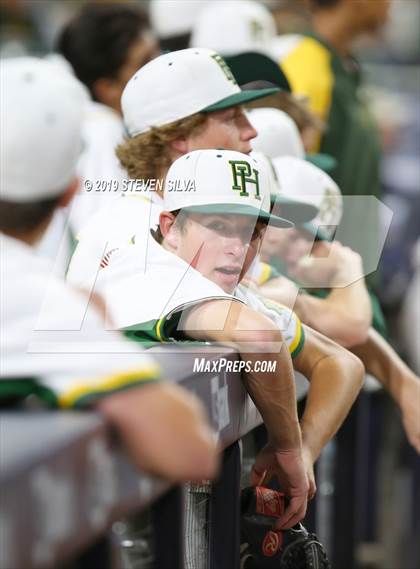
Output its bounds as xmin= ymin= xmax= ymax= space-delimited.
xmin=214 ymin=265 xmax=242 ymax=287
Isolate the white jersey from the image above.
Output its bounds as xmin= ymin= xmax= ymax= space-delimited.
xmin=235 ymin=285 xmax=305 ymax=358
xmin=96 ymin=234 xmax=304 ymax=357
xmin=0 ymin=234 xmax=161 ymax=408
xmin=31 ymin=103 xmax=127 ymax=274
xmin=67 ymin=194 xmax=161 ymax=293
xmin=96 ymin=232 xmax=237 ymax=343
xmin=70 ymin=101 xmax=127 ymax=235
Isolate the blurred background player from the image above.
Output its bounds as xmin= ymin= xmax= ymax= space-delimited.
xmin=57 ymin=2 xmax=160 ymax=234
xmin=276 ymin=0 xmax=391 ymax=288
xmin=0 ymin=56 xmax=219 ymax=484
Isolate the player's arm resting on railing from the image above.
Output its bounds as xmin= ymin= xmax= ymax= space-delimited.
xmin=259 ymin=274 xmax=371 ymax=348
xmin=351 ymin=327 xmax=420 ymax=453
xmin=181 ymin=299 xmax=309 ymax=529
xmin=96 ymin=381 xmax=220 ymax=482
xmin=293 ymin=326 xmax=365 ymax=481
xmin=286 ymin=243 xmax=372 ymax=347
xmin=55 ymin=358 xmax=218 ymax=483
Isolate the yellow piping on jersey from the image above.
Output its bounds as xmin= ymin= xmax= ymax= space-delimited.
xmin=58 ymin=365 xmax=161 ymax=408
xmin=258 ymin=263 xmax=272 ymax=286
xmin=155 ymin=317 xmax=166 ymax=342
xmin=281 ymin=36 xmax=334 ymax=152
xmin=288 ymin=316 xmax=302 ymax=355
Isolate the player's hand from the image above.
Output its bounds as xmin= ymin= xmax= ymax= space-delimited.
xmin=399 ymin=375 xmax=420 ymax=454
xmin=97 ymin=381 xmax=220 ymax=481
xmin=288 ymin=241 xmax=363 ymax=288
xmin=301 ymin=444 xmax=317 ymax=501
xmin=250 ymin=444 xmax=309 ymax=529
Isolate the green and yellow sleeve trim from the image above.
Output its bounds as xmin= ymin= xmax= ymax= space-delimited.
xmin=289 ymin=317 xmax=305 ymax=359
xmin=58 ymin=365 xmax=161 ymax=409
xmin=258 ymin=263 xmax=281 ymax=286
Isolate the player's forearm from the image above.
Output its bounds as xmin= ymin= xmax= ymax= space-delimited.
xmin=299 ymin=288 xmax=370 ymax=347
xmin=183 ymin=300 xmax=303 ymax=449
xmin=241 ymin=343 xmax=302 ymax=450
xmin=298 ymin=348 xmax=364 ymax=461
xmin=351 ymin=327 xmax=418 ymax=406
xmin=327 ymin=266 xmax=372 ymax=337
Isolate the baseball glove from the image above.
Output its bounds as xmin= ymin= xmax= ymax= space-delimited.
xmin=240 ymin=486 xmax=331 ymax=569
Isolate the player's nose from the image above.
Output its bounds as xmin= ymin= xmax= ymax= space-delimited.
xmin=225 ymin=235 xmax=248 ymax=258
xmin=238 ymin=111 xmax=258 ymax=141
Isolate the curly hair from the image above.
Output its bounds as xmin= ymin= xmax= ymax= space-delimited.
xmin=116 ymin=112 xmax=208 ymax=181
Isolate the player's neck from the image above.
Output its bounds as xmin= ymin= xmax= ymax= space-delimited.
xmin=2 ymin=219 xmax=51 ymax=246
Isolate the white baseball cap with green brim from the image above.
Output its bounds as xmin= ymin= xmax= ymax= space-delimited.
xmin=121 ymin=48 xmax=279 ymax=137
xmin=163 ymin=149 xmax=294 ymax=229
xmin=251 ymin=151 xmax=318 ymax=225
xmin=272 ymin=156 xmax=343 ymax=241
xmin=190 ymin=0 xmax=277 ymax=56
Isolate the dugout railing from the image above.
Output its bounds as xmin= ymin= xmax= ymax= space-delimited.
xmin=0 ymin=346 xmax=263 ymax=569
xmin=1 ymin=346 xmax=418 ymax=569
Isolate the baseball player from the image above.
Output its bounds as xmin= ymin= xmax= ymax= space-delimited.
xmin=97 ymin=149 xmax=365 ymax=507
xmin=66 ymin=48 xmax=316 ymax=291
xmin=253 ymin=157 xmax=420 ymax=453
xmin=249 ymin=107 xmax=336 ymax=172
xmin=66 ymin=47 xmax=286 ymax=291
xmin=57 ymin=3 xmax=161 ymax=235
xmin=0 ymin=57 xmax=219 ymax=482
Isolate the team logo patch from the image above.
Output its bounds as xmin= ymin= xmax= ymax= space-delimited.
xmin=255 ymin=487 xmax=285 ymax=517
xmin=229 ymin=160 xmax=261 ymax=200
xmin=250 ymin=19 xmax=264 ymax=41
xmin=262 ymin=530 xmax=283 ymax=557
xmin=210 ymin=53 xmax=237 ymax=85
xmin=319 ymin=187 xmax=340 ymax=225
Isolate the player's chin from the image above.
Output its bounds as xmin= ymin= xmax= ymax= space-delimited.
xmin=213 ymin=271 xmax=238 ymax=294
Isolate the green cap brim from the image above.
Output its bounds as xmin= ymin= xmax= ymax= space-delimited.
xmin=202 ymin=87 xmax=280 ymax=113
xmin=177 ymin=203 xmax=293 ymax=228
xmin=301 ymin=222 xmax=331 ymax=242
xmin=270 ymin=195 xmax=318 ymax=224
xmin=305 ymin=153 xmax=337 ymax=173
xmin=224 ymin=52 xmax=292 ymax=92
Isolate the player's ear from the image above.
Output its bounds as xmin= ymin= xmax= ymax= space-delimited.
xmin=168 ymin=137 xmax=189 ymax=157
xmin=159 ymin=211 xmax=180 ymax=250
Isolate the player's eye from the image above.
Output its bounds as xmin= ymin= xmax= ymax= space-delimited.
xmin=207 ymin=221 xmax=226 ymax=232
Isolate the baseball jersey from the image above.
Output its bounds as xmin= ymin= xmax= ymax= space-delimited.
xmin=95 ymin=231 xmax=238 ymax=345
xmin=67 ymin=193 xmax=161 ymax=293
xmin=276 ymin=33 xmax=382 ymax=200
xmin=235 ymin=284 xmax=305 ymax=359
xmin=96 ymin=234 xmax=305 ymax=357
xmin=275 ymin=32 xmax=382 ymax=288
xmin=250 ymin=260 xmax=281 ymax=286
xmin=70 ymin=101 xmax=127 ymax=235
xmin=1 ymin=234 xmax=161 ymax=408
